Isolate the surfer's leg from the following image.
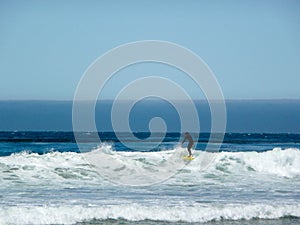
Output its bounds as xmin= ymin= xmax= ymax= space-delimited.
xmin=187 ymin=143 xmax=192 ymax=156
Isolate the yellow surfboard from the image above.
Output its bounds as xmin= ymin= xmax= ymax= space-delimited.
xmin=183 ymin=155 xmax=195 ymax=160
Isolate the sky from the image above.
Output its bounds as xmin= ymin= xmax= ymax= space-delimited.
xmin=0 ymin=0 xmax=300 ymax=100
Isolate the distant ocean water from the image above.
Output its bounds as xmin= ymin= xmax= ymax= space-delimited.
xmin=1 ymin=99 xmax=300 ymax=133
xmin=0 ymin=132 xmax=299 ymax=224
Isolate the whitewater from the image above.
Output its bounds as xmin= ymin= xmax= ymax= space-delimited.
xmin=1 ymin=143 xmax=300 ymax=224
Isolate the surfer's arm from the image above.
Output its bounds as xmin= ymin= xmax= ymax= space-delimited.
xmin=181 ymin=137 xmax=186 ymax=145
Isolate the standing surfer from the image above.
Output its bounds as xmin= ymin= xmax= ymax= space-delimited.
xmin=181 ymin=132 xmax=194 ymax=157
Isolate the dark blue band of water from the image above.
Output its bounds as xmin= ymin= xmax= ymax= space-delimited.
xmin=0 ymin=131 xmax=299 ymax=144
xmin=0 ymin=132 xmax=299 ymax=157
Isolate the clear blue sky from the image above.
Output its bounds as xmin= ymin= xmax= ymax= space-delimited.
xmin=0 ymin=0 xmax=300 ymax=100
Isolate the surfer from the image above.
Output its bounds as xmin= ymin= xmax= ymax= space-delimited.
xmin=181 ymin=132 xmax=194 ymax=157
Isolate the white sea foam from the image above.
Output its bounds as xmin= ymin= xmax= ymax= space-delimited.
xmin=0 ymin=147 xmax=299 ymax=187
xmin=0 ymin=151 xmax=102 ymax=187
xmin=0 ymin=203 xmax=299 ymax=224
xmin=209 ymin=148 xmax=300 ymax=178
xmin=1 ymin=147 xmax=300 ymax=224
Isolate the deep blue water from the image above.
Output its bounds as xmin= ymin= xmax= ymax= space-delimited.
xmin=0 ymin=99 xmax=300 ymax=133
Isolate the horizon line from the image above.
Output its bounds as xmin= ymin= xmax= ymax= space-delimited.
xmin=0 ymin=98 xmax=300 ymax=102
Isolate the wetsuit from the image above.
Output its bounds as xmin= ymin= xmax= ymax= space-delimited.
xmin=182 ymin=132 xmax=194 ymax=156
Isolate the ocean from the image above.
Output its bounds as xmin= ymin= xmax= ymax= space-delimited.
xmin=0 ymin=132 xmax=299 ymax=224
xmin=1 ymin=100 xmax=300 ymax=133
